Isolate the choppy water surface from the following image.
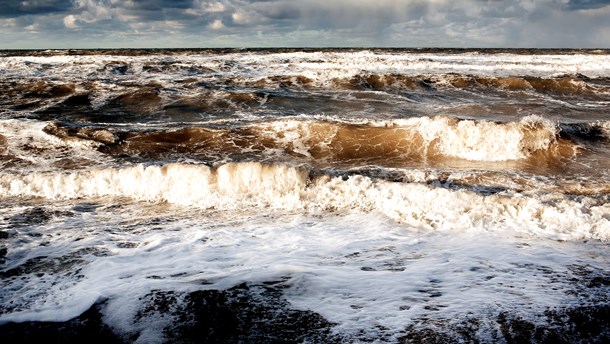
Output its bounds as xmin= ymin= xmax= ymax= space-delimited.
xmin=0 ymin=49 xmax=609 ymax=343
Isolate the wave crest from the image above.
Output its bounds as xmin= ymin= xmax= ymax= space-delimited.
xmin=1 ymin=162 xmax=607 ymax=241
xmin=44 ymin=116 xmax=571 ymax=164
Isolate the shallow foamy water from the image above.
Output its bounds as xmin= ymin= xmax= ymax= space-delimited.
xmin=1 ymin=201 xmax=607 ymax=342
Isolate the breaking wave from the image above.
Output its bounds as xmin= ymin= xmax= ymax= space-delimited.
xmin=41 ymin=116 xmax=580 ymax=164
xmin=0 ymin=162 xmax=607 ymax=241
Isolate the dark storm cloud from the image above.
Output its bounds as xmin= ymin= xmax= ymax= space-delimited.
xmin=0 ymin=0 xmax=72 ymax=18
xmin=84 ymin=0 xmax=197 ymax=21
xmin=124 ymin=0 xmax=194 ymax=11
xmin=566 ymin=0 xmax=610 ymax=10
xmin=121 ymin=1 xmax=195 ymax=22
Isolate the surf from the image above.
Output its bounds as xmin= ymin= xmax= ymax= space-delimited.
xmin=1 ymin=161 xmax=607 ymax=241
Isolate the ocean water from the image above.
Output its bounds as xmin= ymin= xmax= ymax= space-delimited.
xmin=0 ymin=48 xmax=609 ymax=343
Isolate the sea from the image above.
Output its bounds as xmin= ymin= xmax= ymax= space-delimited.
xmin=0 ymin=48 xmax=608 ymax=343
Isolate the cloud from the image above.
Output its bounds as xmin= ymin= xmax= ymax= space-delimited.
xmin=566 ymin=0 xmax=610 ymax=10
xmin=0 ymin=0 xmax=73 ymax=18
xmin=63 ymin=14 xmax=78 ymax=29
xmin=0 ymin=0 xmax=609 ymax=48
xmin=208 ymin=19 xmax=225 ymax=30
xmin=232 ymin=10 xmax=258 ymax=25
xmin=189 ymin=1 xmax=229 ymax=14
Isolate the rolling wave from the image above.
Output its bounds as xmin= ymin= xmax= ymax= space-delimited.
xmin=42 ymin=116 xmax=582 ymax=163
xmin=0 ymin=162 xmax=607 ymax=241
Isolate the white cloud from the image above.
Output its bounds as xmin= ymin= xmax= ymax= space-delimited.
xmin=24 ymin=23 xmax=42 ymax=32
xmin=0 ymin=18 xmax=18 ymax=28
xmin=231 ymin=11 xmax=250 ymax=25
xmin=206 ymin=2 xmax=228 ymax=13
xmin=70 ymin=0 xmax=114 ymax=25
xmin=63 ymin=14 xmax=78 ymax=29
xmin=188 ymin=0 xmax=231 ymax=15
xmin=209 ymin=19 xmax=224 ymax=30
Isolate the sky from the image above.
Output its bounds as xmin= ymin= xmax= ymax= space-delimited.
xmin=0 ymin=0 xmax=609 ymax=49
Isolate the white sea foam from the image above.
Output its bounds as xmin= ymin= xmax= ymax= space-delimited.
xmin=386 ymin=115 xmax=559 ymax=161
xmin=0 ymin=206 xmax=607 ymax=340
xmin=599 ymin=120 xmax=610 ymax=137
xmin=2 ymin=52 xmax=610 ymax=85
xmin=0 ymin=162 xmax=607 ymax=241
xmin=253 ymin=115 xmax=563 ymax=161
xmin=0 ymin=119 xmax=107 ymax=171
